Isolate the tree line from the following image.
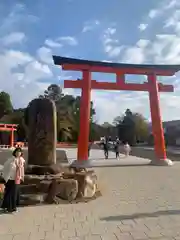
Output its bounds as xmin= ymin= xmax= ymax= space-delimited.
xmin=0 ymin=84 xmax=150 ymax=145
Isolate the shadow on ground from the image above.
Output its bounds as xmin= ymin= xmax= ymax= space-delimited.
xmin=100 ymin=209 xmax=180 ymax=221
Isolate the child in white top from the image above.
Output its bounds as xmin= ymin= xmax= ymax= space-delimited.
xmin=124 ymin=142 xmax=131 ymax=156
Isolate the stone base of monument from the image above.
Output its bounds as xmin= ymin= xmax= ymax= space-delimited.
xmin=18 ymin=165 xmax=101 ymax=206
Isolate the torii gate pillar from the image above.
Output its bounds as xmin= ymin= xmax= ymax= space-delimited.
xmin=148 ymin=74 xmax=167 ymax=161
xmin=78 ymin=70 xmax=91 ymax=161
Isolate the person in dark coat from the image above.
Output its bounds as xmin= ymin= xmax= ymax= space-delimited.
xmin=114 ymin=140 xmax=120 ymax=160
xmin=102 ymin=138 xmax=109 ymax=159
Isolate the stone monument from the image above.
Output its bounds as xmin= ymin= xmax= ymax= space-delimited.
xmin=27 ymin=98 xmax=57 ymax=166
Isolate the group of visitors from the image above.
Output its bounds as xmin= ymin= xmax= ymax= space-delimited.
xmin=101 ymin=137 xmax=131 ymax=159
xmin=0 ymin=147 xmax=25 ymax=213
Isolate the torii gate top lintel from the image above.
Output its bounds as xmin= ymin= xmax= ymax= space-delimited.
xmin=53 ymin=55 xmax=180 ymax=76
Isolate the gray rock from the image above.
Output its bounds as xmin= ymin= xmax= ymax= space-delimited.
xmin=45 ymin=178 xmax=78 ymax=203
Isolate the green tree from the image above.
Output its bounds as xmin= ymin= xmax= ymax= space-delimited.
xmin=39 ymin=84 xmax=63 ymax=102
xmin=114 ymin=109 xmax=148 ymax=145
xmin=69 ymin=96 xmax=96 ymax=141
xmin=113 ymin=116 xmax=123 ymax=126
xmin=39 ymin=84 xmax=74 ymax=141
xmin=0 ymin=91 xmax=13 ymax=119
xmin=39 ymin=85 xmax=96 ymax=142
xmin=133 ymin=113 xmax=149 ymax=142
xmin=121 ymin=109 xmax=136 ymax=145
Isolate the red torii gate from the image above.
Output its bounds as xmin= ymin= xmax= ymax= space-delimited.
xmin=53 ymin=56 xmax=180 ymax=166
xmin=0 ymin=123 xmax=17 ymax=148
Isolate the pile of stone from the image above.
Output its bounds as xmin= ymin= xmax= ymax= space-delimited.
xmin=20 ymin=164 xmax=99 ymax=205
xmin=0 ymin=164 xmax=100 ymax=206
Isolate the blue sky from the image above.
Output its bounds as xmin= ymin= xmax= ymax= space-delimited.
xmin=0 ymin=0 xmax=180 ymax=123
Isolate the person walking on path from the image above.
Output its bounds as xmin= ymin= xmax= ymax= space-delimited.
xmin=1 ymin=147 xmax=25 ymax=213
xmin=114 ymin=141 xmax=121 ymax=160
xmin=124 ymin=142 xmax=131 ymax=157
xmin=88 ymin=142 xmax=93 ymax=158
xmin=102 ymin=138 xmax=109 ymax=159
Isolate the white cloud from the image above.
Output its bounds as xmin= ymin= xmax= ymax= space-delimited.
xmin=45 ymin=39 xmax=63 ymax=48
xmin=0 ymin=3 xmax=50 ymax=108
xmin=164 ymin=10 xmax=180 ymax=32
xmin=82 ymin=20 xmax=100 ymax=33
xmin=62 ymin=88 xmax=76 ymax=96
xmin=138 ymin=23 xmax=148 ymax=31
xmin=0 ymin=4 xmax=25 ymax=31
xmin=104 ymin=27 xmax=116 ymax=35
xmin=36 ymin=47 xmax=53 ymax=65
xmin=165 ymin=0 xmax=180 ymax=9
xmin=138 ymin=0 xmax=180 ymax=32
xmin=106 ymin=46 xmax=123 ymax=58
xmin=102 ymin=27 xmax=123 ymax=58
xmin=58 ymin=36 xmax=78 ymax=46
xmin=2 ymin=50 xmax=33 ymax=68
xmin=0 ymin=49 xmax=53 ymax=108
xmin=150 ymin=34 xmax=180 ymax=64
xmin=148 ymin=9 xmax=159 ymax=19
xmin=136 ymin=39 xmax=150 ymax=48
xmin=1 ymin=32 xmax=26 ymax=45
xmin=23 ymin=61 xmax=52 ymax=83
xmin=91 ymin=91 xmax=149 ymax=123
xmin=58 ymin=74 xmax=72 ymax=81
xmin=44 ymin=36 xmax=78 ymax=48
xmin=103 ymin=38 xmax=118 ymax=46
xmin=122 ymin=39 xmax=150 ymax=64
xmin=147 ymin=0 xmax=180 ymax=21
xmin=0 ymin=3 xmax=38 ymax=33
xmin=102 ymin=60 xmax=112 ymax=63
xmin=122 ymin=46 xmax=146 ymax=64
xmin=121 ymin=34 xmax=180 ymax=65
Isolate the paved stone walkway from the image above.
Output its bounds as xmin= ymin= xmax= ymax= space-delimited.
xmin=1 ymin=149 xmax=180 ymax=239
